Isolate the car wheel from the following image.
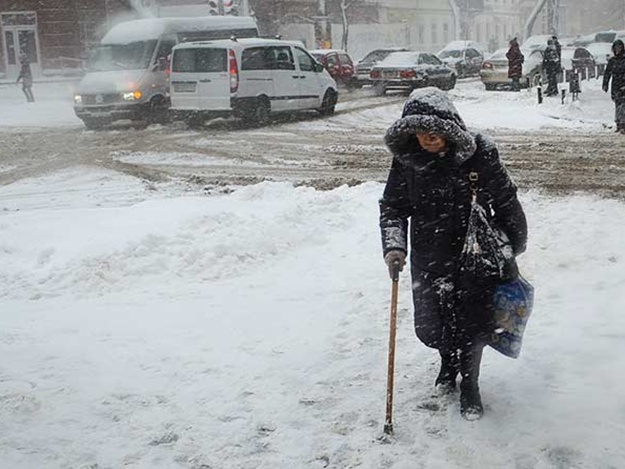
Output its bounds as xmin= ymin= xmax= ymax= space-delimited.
xmin=318 ymin=90 xmax=338 ymax=116
xmin=484 ymin=83 xmax=496 ymax=91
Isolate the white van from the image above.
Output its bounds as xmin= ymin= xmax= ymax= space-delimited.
xmin=169 ymin=38 xmax=339 ymax=127
xmin=73 ymin=16 xmax=258 ymax=129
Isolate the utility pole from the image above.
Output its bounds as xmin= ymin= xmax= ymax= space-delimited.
xmin=315 ymin=0 xmax=331 ymax=48
xmin=547 ymin=0 xmax=560 ymax=35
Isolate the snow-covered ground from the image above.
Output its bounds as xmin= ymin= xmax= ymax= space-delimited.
xmin=0 ymin=81 xmax=82 ymax=128
xmin=1 ymin=76 xmax=624 ymax=468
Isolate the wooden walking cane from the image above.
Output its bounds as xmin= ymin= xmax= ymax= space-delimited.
xmin=383 ymin=260 xmax=401 ymax=435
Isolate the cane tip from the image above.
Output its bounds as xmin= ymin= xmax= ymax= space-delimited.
xmin=377 ymin=426 xmax=394 ymax=444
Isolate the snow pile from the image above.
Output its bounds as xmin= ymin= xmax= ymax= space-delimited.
xmin=1 ymin=171 xmax=625 ymax=468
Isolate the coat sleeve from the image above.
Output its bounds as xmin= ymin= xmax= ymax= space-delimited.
xmin=379 ymin=158 xmax=411 ymax=256
xmin=482 ymin=143 xmax=528 ymax=256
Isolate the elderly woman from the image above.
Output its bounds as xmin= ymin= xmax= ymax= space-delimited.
xmin=379 ymin=88 xmax=527 ymax=420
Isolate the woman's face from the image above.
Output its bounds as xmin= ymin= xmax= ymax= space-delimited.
xmin=416 ymin=132 xmax=447 ymax=154
xmin=616 ymin=44 xmax=624 ymax=56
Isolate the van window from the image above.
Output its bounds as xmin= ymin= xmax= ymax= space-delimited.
xmin=172 ymin=48 xmax=227 ymax=73
xmin=295 ymin=47 xmax=315 ymax=72
xmin=273 ymin=47 xmax=295 ymax=70
xmin=242 ymin=47 xmax=272 ymax=70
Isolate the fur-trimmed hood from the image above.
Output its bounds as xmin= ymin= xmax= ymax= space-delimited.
xmin=384 ymin=88 xmax=477 ymax=170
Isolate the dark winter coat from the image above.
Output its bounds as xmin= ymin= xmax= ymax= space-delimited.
xmin=379 ymin=89 xmax=528 ymax=350
xmin=506 ymin=40 xmax=524 ymax=79
xmin=603 ymin=40 xmax=625 ymax=102
xmin=380 ymin=90 xmax=527 ymax=278
xmin=542 ymin=44 xmax=560 ymax=73
xmin=16 ymin=61 xmax=33 ymax=87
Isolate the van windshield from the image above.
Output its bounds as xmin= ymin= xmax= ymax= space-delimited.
xmin=88 ymin=40 xmax=157 ymax=72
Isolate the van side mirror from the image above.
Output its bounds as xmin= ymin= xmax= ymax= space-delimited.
xmin=314 ymin=62 xmax=324 ymax=73
xmin=153 ymin=57 xmax=167 ymax=72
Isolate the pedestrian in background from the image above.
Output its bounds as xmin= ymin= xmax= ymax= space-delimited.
xmin=542 ymin=39 xmax=560 ymax=97
xmin=506 ymin=38 xmax=524 ymax=91
xmin=16 ymin=53 xmax=35 ymax=103
xmin=603 ymin=39 xmax=625 ymax=134
xmin=380 ymin=88 xmax=528 ymax=420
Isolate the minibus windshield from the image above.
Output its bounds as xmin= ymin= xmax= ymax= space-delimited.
xmin=88 ymin=40 xmax=157 ymax=72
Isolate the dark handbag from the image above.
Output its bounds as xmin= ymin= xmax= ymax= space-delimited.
xmin=459 ymin=172 xmax=517 ymax=282
xmin=459 ymin=171 xmax=534 ymax=358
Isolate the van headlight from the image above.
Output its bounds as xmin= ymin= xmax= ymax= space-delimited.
xmin=123 ymin=91 xmax=142 ymax=101
xmin=74 ymin=94 xmax=82 ymax=104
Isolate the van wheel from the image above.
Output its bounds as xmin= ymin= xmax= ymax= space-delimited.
xmin=484 ymin=83 xmax=496 ymax=91
xmin=318 ymin=90 xmax=337 ymax=116
xmin=252 ymin=97 xmax=271 ymax=125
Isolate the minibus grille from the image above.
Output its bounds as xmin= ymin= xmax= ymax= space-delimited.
xmin=82 ymin=94 xmax=121 ymax=105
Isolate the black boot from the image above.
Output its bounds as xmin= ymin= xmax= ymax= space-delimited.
xmin=435 ymin=350 xmax=459 ymax=394
xmin=459 ymin=345 xmax=484 ymax=421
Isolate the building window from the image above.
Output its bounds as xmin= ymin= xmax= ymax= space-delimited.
xmin=443 ymin=23 xmax=449 ymax=43
xmin=431 ymin=23 xmax=438 ymax=45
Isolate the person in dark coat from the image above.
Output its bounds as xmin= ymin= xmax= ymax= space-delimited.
xmin=506 ymin=38 xmax=524 ymax=91
xmin=379 ymin=88 xmax=527 ymax=420
xmin=16 ymin=53 xmax=35 ymax=103
xmin=542 ymin=39 xmax=560 ymax=96
xmin=552 ymin=35 xmax=562 ymax=69
xmin=602 ymin=39 xmax=625 ymax=133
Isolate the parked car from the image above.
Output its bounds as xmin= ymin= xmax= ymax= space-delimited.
xmin=369 ymin=51 xmax=456 ymax=95
xmin=560 ymin=46 xmax=597 ymax=81
xmin=585 ymin=42 xmax=613 ymax=74
xmin=480 ymin=47 xmax=543 ymax=90
xmin=353 ymin=47 xmax=409 ymax=87
xmin=437 ymin=40 xmax=485 ymax=77
xmin=309 ymin=49 xmax=355 ymax=87
xmin=169 ymin=38 xmax=338 ymax=128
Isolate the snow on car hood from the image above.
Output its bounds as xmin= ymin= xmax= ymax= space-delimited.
xmin=77 ymin=69 xmax=147 ymax=95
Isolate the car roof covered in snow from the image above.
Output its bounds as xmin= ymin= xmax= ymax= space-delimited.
xmin=102 ymin=17 xmax=258 ymax=45
xmin=439 ymin=40 xmax=484 ymax=52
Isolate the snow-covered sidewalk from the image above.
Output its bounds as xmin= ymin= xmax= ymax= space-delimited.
xmin=1 ymin=170 xmax=624 ymax=468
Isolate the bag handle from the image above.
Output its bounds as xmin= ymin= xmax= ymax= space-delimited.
xmin=469 ymin=171 xmax=479 ymax=202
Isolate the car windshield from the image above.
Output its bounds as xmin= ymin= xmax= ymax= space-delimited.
xmin=88 ymin=40 xmax=157 ymax=72
xmin=439 ymin=50 xmax=463 ymax=59
xmin=378 ymin=52 xmax=419 ymax=67
xmin=595 ymin=32 xmax=616 ymax=43
xmin=360 ymin=50 xmax=395 ymax=65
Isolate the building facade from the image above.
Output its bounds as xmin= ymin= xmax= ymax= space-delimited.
xmin=0 ymin=0 xmax=213 ymax=79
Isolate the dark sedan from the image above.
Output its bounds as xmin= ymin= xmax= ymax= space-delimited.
xmin=369 ymin=51 xmax=457 ymax=95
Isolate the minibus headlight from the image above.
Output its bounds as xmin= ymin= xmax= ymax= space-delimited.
xmin=123 ymin=91 xmax=143 ymax=101
xmin=74 ymin=94 xmax=82 ymax=104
